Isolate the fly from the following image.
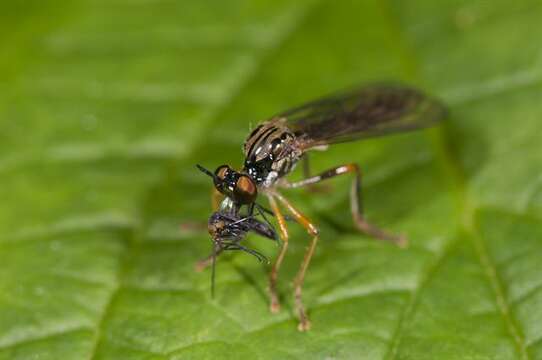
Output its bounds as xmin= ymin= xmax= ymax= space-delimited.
xmin=201 ymin=203 xmax=278 ymax=299
xmin=196 ymin=83 xmax=447 ymax=331
xmin=194 ymin=166 xmax=283 ymax=297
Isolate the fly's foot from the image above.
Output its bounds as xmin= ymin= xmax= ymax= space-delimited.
xmin=270 ymin=298 xmax=281 ymax=314
xmin=297 ymin=316 xmax=311 ymax=332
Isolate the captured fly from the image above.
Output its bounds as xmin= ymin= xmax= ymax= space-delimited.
xmin=197 ymin=83 xmax=447 ymax=331
xmin=200 ymin=198 xmax=278 ymax=298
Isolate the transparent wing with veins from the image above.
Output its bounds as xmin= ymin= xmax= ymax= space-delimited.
xmin=278 ymin=83 xmax=447 ymax=150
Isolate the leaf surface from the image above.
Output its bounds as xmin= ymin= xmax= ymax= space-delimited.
xmin=1 ymin=1 xmax=541 ymax=359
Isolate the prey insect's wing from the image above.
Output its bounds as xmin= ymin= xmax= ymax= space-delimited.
xmin=246 ymin=217 xmax=277 ymax=241
xmin=278 ymin=83 xmax=447 ymax=149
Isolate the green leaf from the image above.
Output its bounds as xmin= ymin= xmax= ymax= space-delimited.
xmin=1 ymin=1 xmax=541 ymax=359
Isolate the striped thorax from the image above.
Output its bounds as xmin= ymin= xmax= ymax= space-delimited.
xmin=243 ymin=117 xmax=302 ymax=187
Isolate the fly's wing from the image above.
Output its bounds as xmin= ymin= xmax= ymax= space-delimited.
xmin=246 ymin=217 xmax=277 ymax=241
xmin=279 ymin=83 xmax=447 ymax=149
xmin=213 ymin=212 xmax=276 ymax=242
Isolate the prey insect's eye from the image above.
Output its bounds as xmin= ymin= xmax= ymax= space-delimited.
xmin=234 ymin=175 xmax=257 ymax=204
xmin=208 ymin=219 xmax=225 ymax=238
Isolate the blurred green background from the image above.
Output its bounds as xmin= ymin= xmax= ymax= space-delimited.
xmin=1 ymin=1 xmax=542 ymax=359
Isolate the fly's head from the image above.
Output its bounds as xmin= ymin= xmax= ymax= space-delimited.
xmin=196 ymin=164 xmax=257 ymax=205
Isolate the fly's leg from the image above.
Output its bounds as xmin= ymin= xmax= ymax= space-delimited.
xmin=274 ymin=192 xmax=319 ymax=332
xmin=211 ymin=187 xmax=223 ymax=211
xmin=195 ymin=247 xmax=224 ymax=272
xmin=282 ymin=164 xmax=406 ymax=246
xmin=267 ymin=195 xmax=289 ymax=314
xmin=301 ymin=154 xmax=330 ymax=193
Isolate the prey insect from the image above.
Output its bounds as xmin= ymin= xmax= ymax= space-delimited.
xmin=197 ymin=83 xmax=447 ymax=331
xmin=195 ymin=166 xmax=289 ymax=296
xmin=198 ymin=196 xmax=279 ymax=298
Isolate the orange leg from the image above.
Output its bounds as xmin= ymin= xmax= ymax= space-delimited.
xmin=273 ymin=191 xmax=319 ymax=332
xmin=282 ymin=163 xmax=406 ymax=246
xmin=211 ymin=187 xmax=223 ymax=211
xmin=267 ymin=194 xmax=289 ymax=314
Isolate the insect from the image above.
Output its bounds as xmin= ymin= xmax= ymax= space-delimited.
xmin=197 ymin=83 xmax=447 ymax=331
xmin=197 ymin=195 xmax=279 ymax=298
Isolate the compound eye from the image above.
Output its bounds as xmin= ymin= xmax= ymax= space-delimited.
xmin=208 ymin=219 xmax=224 ymax=238
xmin=212 ymin=165 xmax=231 ymax=192
xmin=234 ymin=175 xmax=257 ymax=204
xmin=214 ymin=165 xmax=230 ymax=181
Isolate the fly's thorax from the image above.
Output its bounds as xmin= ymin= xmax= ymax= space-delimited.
xmin=263 ymin=171 xmax=279 ymax=188
xmin=243 ymin=118 xmax=301 ymax=186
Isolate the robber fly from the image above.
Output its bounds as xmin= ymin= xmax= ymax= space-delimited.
xmin=197 ymin=83 xmax=447 ymax=331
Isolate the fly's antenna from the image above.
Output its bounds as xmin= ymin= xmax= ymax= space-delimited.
xmin=196 ymin=164 xmax=217 ymax=181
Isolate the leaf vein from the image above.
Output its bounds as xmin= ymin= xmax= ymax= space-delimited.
xmin=471 ymin=226 xmax=530 ymax=360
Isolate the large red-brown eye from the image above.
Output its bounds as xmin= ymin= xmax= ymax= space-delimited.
xmin=234 ymin=175 xmax=257 ymax=204
xmin=214 ymin=165 xmax=229 ymax=180
xmin=213 ymin=165 xmax=230 ymax=192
